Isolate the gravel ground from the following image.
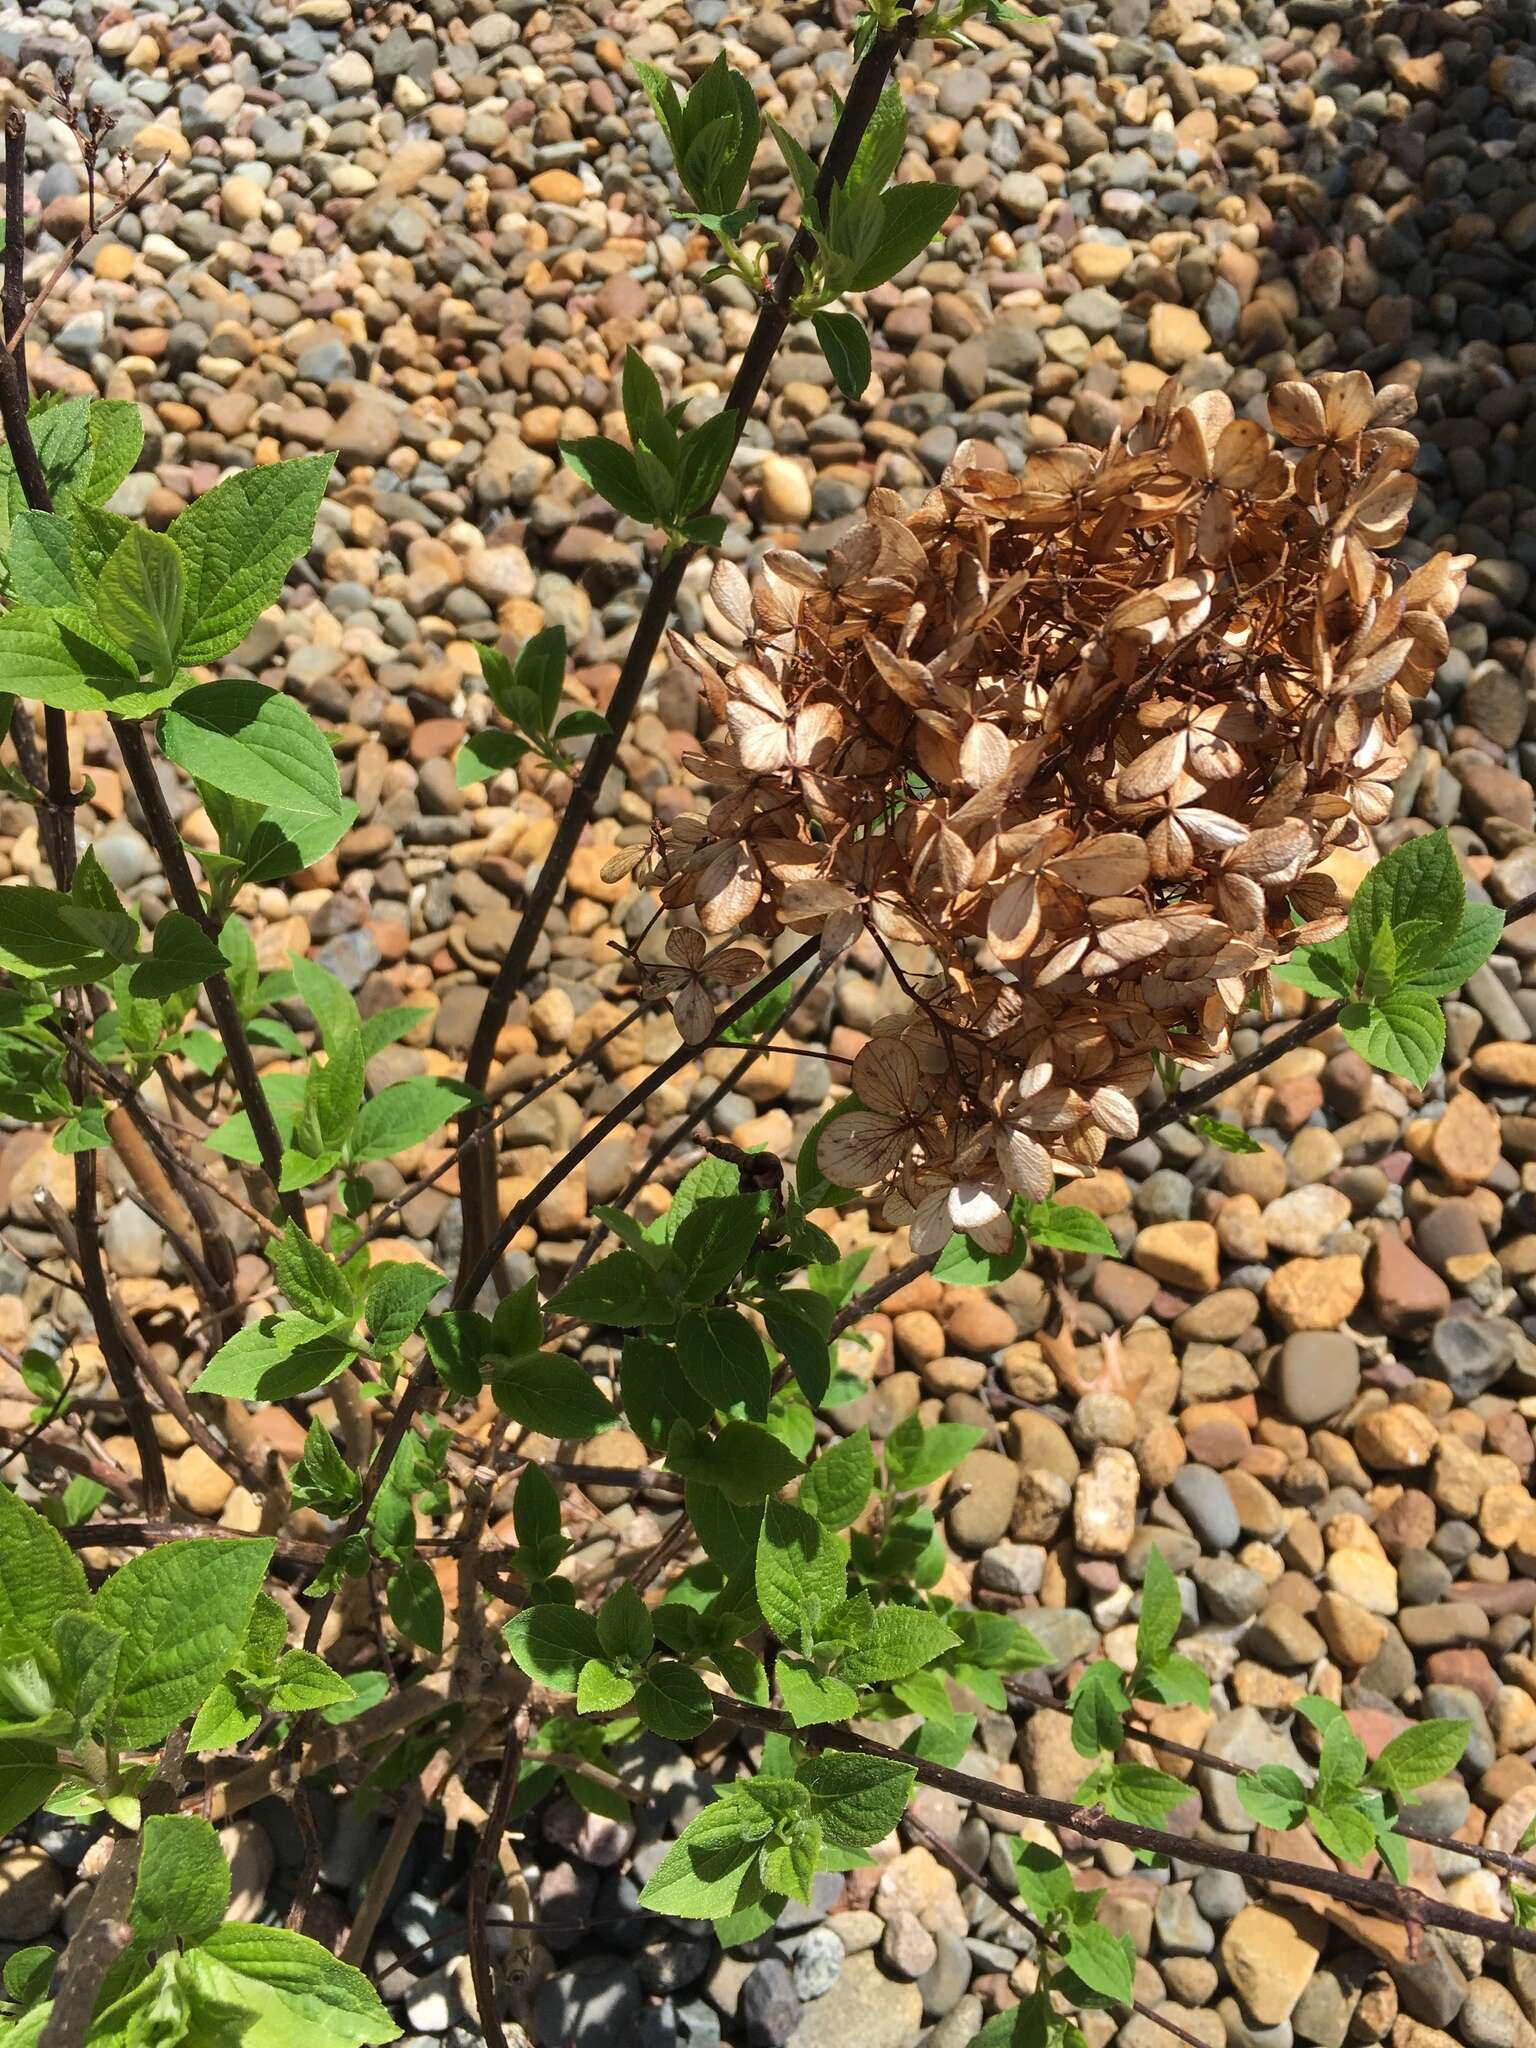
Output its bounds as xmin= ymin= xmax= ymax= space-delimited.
xmin=6 ymin=1 xmax=1536 ymax=2046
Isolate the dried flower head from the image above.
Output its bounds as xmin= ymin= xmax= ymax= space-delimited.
xmin=649 ymin=371 xmax=1465 ymax=1253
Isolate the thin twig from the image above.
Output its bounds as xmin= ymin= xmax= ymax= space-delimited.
xmin=452 ymin=11 xmax=927 ymax=1286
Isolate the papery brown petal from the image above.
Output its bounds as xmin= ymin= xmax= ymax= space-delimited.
xmin=1268 ymin=380 xmax=1327 ymax=443
xmin=709 ymin=558 xmax=754 ymax=638
xmin=818 ymin=1111 xmax=910 ymax=1189
xmin=987 ymin=872 xmax=1042 ymax=960
xmin=1117 ymin=731 xmax=1188 ymax=802
xmin=1051 ymin=833 xmax=1152 ymax=898
xmin=961 ymin=721 xmax=1010 ymax=789
xmin=673 ymin=981 xmax=715 ymax=1045
xmin=696 ymin=845 xmax=761 ymax=933
xmin=852 ymin=1037 xmax=923 ymax=1118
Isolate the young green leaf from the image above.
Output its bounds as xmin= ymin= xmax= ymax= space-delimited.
xmin=756 ymin=1499 xmax=848 ymax=1648
xmin=677 ymin=1307 xmax=771 ymax=1419
xmin=1135 ymin=1545 xmax=1183 ymax=1668
xmin=846 ymin=180 xmax=956 ymax=291
xmin=170 ymin=455 xmax=335 ymax=663
xmin=561 ymin=437 xmax=660 ymax=523
xmin=94 ymin=526 xmax=185 ymax=686
xmin=93 ymin=1537 xmax=276 ymax=1751
xmin=796 ymin=1751 xmax=914 ymax=1849
xmin=0 ymin=1483 xmax=90 ymax=1650
xmin=549 ymin=1249 xmax=678 ymax=1328
xmin=798 ymin=1427 xmax=874 ymax=1531
xmin=1366 ymin=1719 xmax=1469 ymax=1797
xmin=811 ymin=310 xmax=873 ymax=401
xmin=1338 ymin=989 xmax=1445 ymax=1088
xmin=129 ymin=1815 xmax=231 ymax=1954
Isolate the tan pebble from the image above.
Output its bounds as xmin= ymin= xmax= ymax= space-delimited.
xmin=1133 ymin=1220 xmax=1220 ymax=1293
xmin=1263 ymin=1255 xmax=1364 ymax=1333
xmin=1354 ymin=1403 xmax=1439 ymax=1470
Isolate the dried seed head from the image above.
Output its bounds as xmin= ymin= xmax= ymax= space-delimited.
xmin=645 ymin=370 xmax=1458 ymax=1252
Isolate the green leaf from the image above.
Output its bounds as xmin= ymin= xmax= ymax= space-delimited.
xmin=621 ymin=1334 xmax=712 ymax=1449
xmin=1314 ymin=1714 xmax=1368 ymax=1806
xmin=421 ymin=1311 xmax=490 ymax=1400
xmin=846 ymin=180 xmax=956 ymax=291
xmin=884 ymin=1416 xmax=982 ymax=1493
xmin=2 ymin=1944 xmax=54 ymax=2010
xmin=675 ymin=1420 xmax=804 ymax=1504
xmin=1339 ymin=988 xmax=1445 ymax=1088
xmin=362 ymin=1261 xmax=443 ymax=1356
xmin=187 ymin=1922 xmax=398 ymax=2046
xmin=675 ymin=409 xmax=736 ymax=519
xmin=1061 ymin=1920 xmax=1135 ymax=2006
xmin=1190 ymin=1113 xmax=1262 ymax=1154
xmin=1023 ymin=1200 xmax=1119 ymax=1257
xmin=129 ymin=1814 xmax=231 ymax=1953
xmin=127 ymin=911 xmax=225 ymax=1001
xmin=93 ymin=1538 xmax=275 ymax=1751
xmin=778 ymin=1659 xmax=860 ymax=1727
xmin=160 ymin=679 xmax=356 ymax=843
xmin=838 ymin=1604 xmax=958 ymax=1686
xmin=0 ymin=1483 xmax=89 ymax=1649
xmin=271 ymin=1218 xmax=354 ymax=1326
xmin=78 ymin=398 xmax=145 ymax=507
xmin=9 ymin=511 xmax=83 ymax=605
xmin=95 ymin=526 xmax=185 ymax=683
xmin=387 ymin=1558 xmax=443 ymax=1655
xmin=597 ymin=1580 xmax=654 ymax=1664
xmin=505 ymin=1603 xmax=601 ymax=1691
xmin=1274 ymin=936 xmax=1358 ymax=1000
xmin=1010 ymin=1840 xmax=1077 ymax=1923
xmin=52 ymin=1611 xmax=123 ymax=1743
xmin=622 ymin=349 xmax=669 ymax=458
xmin=799 ymin=1427 xmax=874 ymax=1531
xmin=1347 ymin=828 xmax=1463 ymax=974
xmin=760 ymin=1290 xmax=834 ymax=1408
xmin=1136 ymin=1546 xmax=1183 ymax=1668
xmin=672 ymin=1195 xmax=764 ymax=1304
xmin=577 ymin=1658 xmax=636 ymax=1713
xmin=1237 ymin=1763 xmax=1308 ymax=1829
xmin=1087 ymin=1760 xmax=1189 ymax=1826
xmin=349 ymin=1077 xmax=476 ymax=1165
xmin=796 ymin=1751 xmax=914 ymax=1849
xmin=490 ymin=1353 xmax=617 ymax=1437
xmin=191 ymin=1317 xmax=355 ymax=1401
xmin=1367 ymin=1719 xmax=1469 ymax=1797
xmin=0 ymin=601 xmax=172 ymax=716
xmin=561 ymin=437 xmax=660 ymax=523
xmin=269 ymin=1650 xmax=354 ymax=1713
xmin=638 ymin=1799 xmax=765 ymax=1920
xmin=456 ymin=728 xmax=527 ymax=788
xmin=756 ymin=1499 xmax=847 ymax=1647
xmin=0 ymin=1741 xmax=60 ymax=1838
xmin=811 ymin=309 xmax=872 ymax=401
xmin=932 ymin=1225 xmax=1027 ymax=1286
xmin=550 ymin=1249 xmax=678 ymax=1329
xmin=677 ymin=1307 xmax=771 ymax=1419
xmin=1406 ymin=900 xmax=1503 ymax=996
xmin=170 ymin=455 xmax=335 ymax=663
xmin=1070 ymin=1657 xmax=1130 ymax=1758
xmin=848 ymin=85 xmax=908 ymax=195
xmin=1310 ymin=1799 xmax=1375 ymax=1866
xmin=636 ymin=1659 xmax=714 ymax=1738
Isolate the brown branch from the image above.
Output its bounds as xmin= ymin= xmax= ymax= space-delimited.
xmin=37 ymin=1180 xmax=168 ymax=1519
xmin=452 ymin=10 xmax=926 ymax=1287
xmin=903 ymin=1812 xmax=1213 ymax=2048
xmin=712 ymin=1694 xmax=1536 ymax=1956
xmin=468 ymin=1730 xmax=523 ymax=2048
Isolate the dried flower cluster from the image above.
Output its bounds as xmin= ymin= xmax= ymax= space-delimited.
xmin=630 ymin=370 xmax=1467 ymax=1255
